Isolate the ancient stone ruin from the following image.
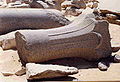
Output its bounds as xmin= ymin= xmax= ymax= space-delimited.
xmin=15 ymin=13 xmax=112 ymax=64
xmin=0 ymin=0 xmax=120 ymax=81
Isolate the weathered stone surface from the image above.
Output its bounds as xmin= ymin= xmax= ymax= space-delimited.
xmin=0 ymin=30 xmax=29 ymax=50
xmin=26 ymin=63 xmax=78 ymax=80
xmin=15 ymin=13 xmax=112 ymax=64
xmin=0 ymin=8 xmax=70 ymax=49
xmin=0 ymin=9 xmax=70 ymax=50
xmin=0 ymin=9 xmax=70 ymax=35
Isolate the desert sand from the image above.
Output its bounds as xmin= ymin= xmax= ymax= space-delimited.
xmin=98 ymin=0 xmax=120 ymax=12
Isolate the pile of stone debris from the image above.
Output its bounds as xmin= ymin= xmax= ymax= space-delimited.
xmin=98 ymin=10 xmax=120 ymax=25
xmin=0 ymin=0 xmax=99 ymax=16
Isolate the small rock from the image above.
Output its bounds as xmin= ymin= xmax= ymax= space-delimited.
xmin=61 ymin=0 xmax=73 ymax=8
xmin=72 ymin=78 xmax=81 ymax=81
xmin=2 ymin=39 xmax=16 ymax=50
xmin=62 ymin=0 xmax=86 ymax=9
xmin=0 ymin=3 xmax=7 ymax=8
xmin=98 ymin=62 xmax=108 ymax=71
xmin=2 ymin=72 xmax=14 ymax=76
xmin=114 ymin=54 xmax=120 ymax=63
xmin=92 ymin=2 xmax=98 ymax=8
xmin=64 ymin=7 xmax=82 ymax=16
xmin=26 ymin=63 xmax=78 ymax=80
xmin=71 ymin=0 xmax=86 ymax=9
xmin=0 ymin=30 xmax=16 ymax=50
xmin=15 ymin=67 xmax=26 ymax=76
xmin=29 ymin=0 xmax=49 ymax=8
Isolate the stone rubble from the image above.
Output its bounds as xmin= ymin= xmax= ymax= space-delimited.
xmin=0 ymin=0 xmax=99 ymax=16
xmin=15 ymin=67 xmax=26 ymax=76
xmin=99 ymin=10 xmax=120 ymax=25
xmin=26 ymin=63 xmax=78 ymax=80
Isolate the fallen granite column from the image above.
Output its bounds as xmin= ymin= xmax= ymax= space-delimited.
xmin=15 ymin=15 xmax=112 ymax=64
xmin=0 ymin=9 xmax=70 ymax=35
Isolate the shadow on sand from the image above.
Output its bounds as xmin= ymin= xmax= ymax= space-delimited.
xmin=27 ymin=56 xmax=115 ymax=81
xmin=27 ymin=57 xmax=99 ymax=82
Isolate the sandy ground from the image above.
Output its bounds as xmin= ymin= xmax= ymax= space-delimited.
xmin=0 ymin=23 xmax=120 ymax=82
xmin=98 ymin=0 xmax=120 ymax=12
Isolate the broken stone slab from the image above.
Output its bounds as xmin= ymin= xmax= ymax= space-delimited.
xmin=0 ymin=8 xmax=70 ymax=50
xmin=0 ymin=9 xmax=70 ymax=35
xmin=26 ymin=63 xmax=78 ymax=80
xmin=15 ymin=67 xmax=26 ymax=76
xmin=0 ymin=30 xmax=29 ymax=50
xmin=0 ymin=31 xmax=17 ymax=50
xmin=15 ymin=12 xmax=112 ymax=64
